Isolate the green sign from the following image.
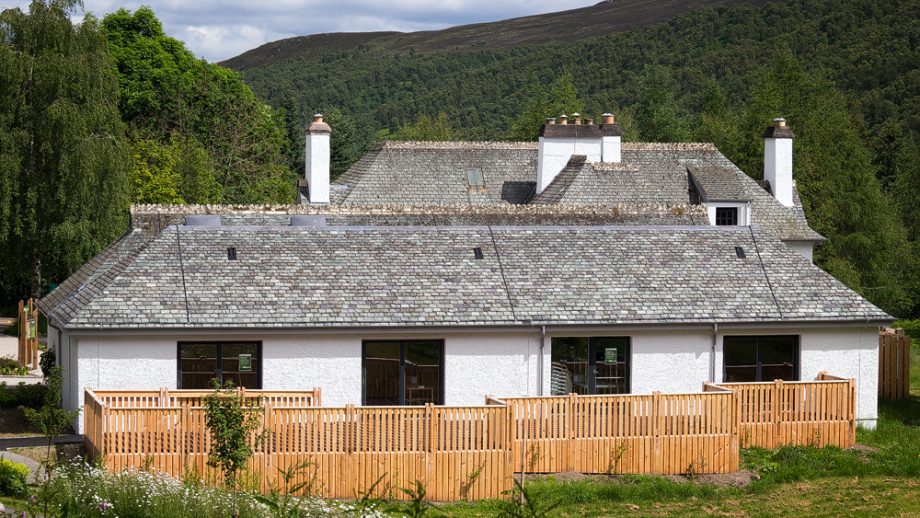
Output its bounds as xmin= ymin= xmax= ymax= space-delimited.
xmin=27 ymin=319 xmax=36 ymax=339
xmin=604 ymin=347 xmax=618 ymax=365
xmin=239 ymin=354 xmax=252 ymax=372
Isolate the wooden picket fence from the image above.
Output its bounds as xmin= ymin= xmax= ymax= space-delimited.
xmin=84 ymin=374 xmax=857 ymax=501
xmin=498 ymin=391 xmax=740 ymax=475
xmin=715 ymin=373 xmax=855 ymax=448
xmin=879 ymin=329 xmax=912 ymax=400
xmin=84 ymin=389 xmax=512 ymax=501
xmin=17 ymin=298 xmax=39 ymax=370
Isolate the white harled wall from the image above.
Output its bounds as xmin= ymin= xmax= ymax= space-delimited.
xmin=65 ymin=325 xmax=879 ymax=433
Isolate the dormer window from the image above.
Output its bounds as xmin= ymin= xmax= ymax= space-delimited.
xmin=715 ymin=207 xmax=739 ymax=226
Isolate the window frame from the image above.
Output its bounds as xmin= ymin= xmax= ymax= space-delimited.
xmin=550 ymin=336 xmax=631 ymax=395
xmin=715 ymin=206 xmax=739 ymax=226
xmin=176 ymin=341 xmax=263 ymax=390
xmin=361 ymin=340 xmax=445 ymax=406
xmin=722 ymin=335 xmax=800 ymax=382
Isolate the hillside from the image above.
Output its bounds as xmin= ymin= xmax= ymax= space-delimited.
xmin=221 ymin=0 xmax=766 ymax=71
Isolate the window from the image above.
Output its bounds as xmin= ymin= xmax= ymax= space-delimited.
xmin=178 ymin=342 xmax=261 ymax=389
xmin=466 ymin=168 xmax=486 ymax=192
xmin=362 ymin=340 xmax=443 ymax=405
xmin=715 ymin=207 xmax=739 ymax=226
xmin=723 ymin=335 xmax=799 ymax=382
xmin=551 ymin=337 xmax=630 ymax=395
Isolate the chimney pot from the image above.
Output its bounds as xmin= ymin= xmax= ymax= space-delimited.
xmin=573 ymin=113 xmax=582 ymax=124
xmin=313 ymin=113 xmax=324 ymax=123
xmin=586 ymin=117 xmax=594 ymax=125
xmin=774 ymin=117 xmax=786 ymax=128
xmin=602 ymin=113 xmax=615 ymax=125
xmin=545 ymin=117 xmax=556 ymax=125
xmin=558 ymin=114 xmax=568 ymax=125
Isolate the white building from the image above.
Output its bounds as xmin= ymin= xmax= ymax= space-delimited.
xmin=41 ymin=116 xmax=890 ymax=432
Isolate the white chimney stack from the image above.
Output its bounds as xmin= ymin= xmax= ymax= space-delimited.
xmin=305 ymin=113 xmax=331 ymax=204
xmin=600 ymin=113 xmax=622 ymax=163
xmin=537 ymin=112 xmax=620 ymax=194
xmin=763 ymin=117 xmax=794 ymax=207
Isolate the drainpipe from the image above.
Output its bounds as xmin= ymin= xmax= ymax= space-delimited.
xmin=538 ymin=325 xmax=546 ymax=396
xmin=711 ymin=323 xmax=719 ymax=383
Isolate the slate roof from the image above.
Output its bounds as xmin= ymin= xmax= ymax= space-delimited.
xmin=40 ymin=224 xmax=890 ymax=330
xmin=330 ymin=142 xmax=823 ymax=242
xmin=332 ymin=141 xmax=537 ymax=205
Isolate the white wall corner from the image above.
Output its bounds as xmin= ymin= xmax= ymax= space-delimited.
xmin=601 ymin=135 xmax=621 ymax=163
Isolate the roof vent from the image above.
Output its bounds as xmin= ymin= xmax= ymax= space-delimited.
xmin=735 ymin=246 xmax=746 ymax=259
xmin=473 ymin=247 xmax=484 ymax=260
xmin=185 ymin=215 xmax=222 ymax=226
xmin=227 ymin=247 xmax=237 ymax=260
xmin=291 ymin=215 xmax=327 ymax=227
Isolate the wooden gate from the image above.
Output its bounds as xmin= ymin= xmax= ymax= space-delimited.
xmin=879 ymin=329 xmax=911 ymax=400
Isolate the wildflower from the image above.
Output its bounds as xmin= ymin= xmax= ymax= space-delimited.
xmin=98 ymin=501 xmax=113 ymax=512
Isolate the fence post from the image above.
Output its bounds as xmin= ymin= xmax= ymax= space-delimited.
xmin=313 ymin=387 xmax=322 ymax=407
xmin=179 ymin=401 xmax=188 ymax=474
xmin=771 ymin=379 xmax=781 ymax=446
xmin=566 ymin=393 xmax=576 ymax=472
xmin=17 ymin=300 xmax=24 ymax=367
xmin=30 ymin=299 xmax=38 ymax=369
xmin=847 ymin=378 xmax=856 ymax=446
xmin=652 ymin=391 xmax=663 ymax=474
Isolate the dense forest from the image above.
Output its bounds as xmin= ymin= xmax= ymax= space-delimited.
xmin=0 ymin=0 xmax=918 ymax=321
xmin=230 ymin=0 xmax=920 ymax=318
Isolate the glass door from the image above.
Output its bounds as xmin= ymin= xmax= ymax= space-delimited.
xmin=551 ymin=337 xmax=630 ymax=395
xmin=589 ymin=337 xmax=629 ymax=395
xmin=362 ymin=340 xmax=443 ymax=405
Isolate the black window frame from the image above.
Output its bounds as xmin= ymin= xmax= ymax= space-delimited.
xmin=550 ymin=336 xmax=631 ymax=395
xmin=715 ymin=206 xmax=740 ymax=226
xmin=177 ymin=341 xmax=263 ymax=389
xmin=722 ymin=335 xmax=800 ymax=382
xmin=361 ymin=340 xmax=445 ymax=406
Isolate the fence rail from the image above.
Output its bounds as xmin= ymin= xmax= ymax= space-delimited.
xmin=879 ymin=329 xmax=911 ymax=401
xmin=716 ymin=374 xmax=855 ymax=448
xmin=91 ymin=387 xmax=322 ymax=409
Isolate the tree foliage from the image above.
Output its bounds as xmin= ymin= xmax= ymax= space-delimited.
xmin=389 ymin=112 xmax=456 ymax=141
xmin=0 ymin=0 xmax=131 ymax=300
xmin=508 ymin=72 xmax=584 ymax=141
xmin=102 ymin=7 xmax=295 ymax=204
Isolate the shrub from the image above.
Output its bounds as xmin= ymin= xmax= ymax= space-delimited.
xmin=0 ymin=458 xmax=29 ymax=497
xmin=39 ymin=349 xmax=56 ymax=379
xmin=0 ymin=357 xmax=29 ymax=376
xmin=0 ymin=382 xmax=46 ymax=408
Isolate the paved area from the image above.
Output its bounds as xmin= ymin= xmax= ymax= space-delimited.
xmin=0 ymin=435 xmax=83 ymax=450
xmin=0 ymin=334 xmax=18 ymax=360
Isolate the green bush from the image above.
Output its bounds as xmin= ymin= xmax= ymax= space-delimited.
xmin=0 ymin=458 xmax=29 ymax=497
xmin=894 ymin=319 xmax=920 ymax=341
xmin=0 ymin=357 xmax=29 ymax=376
xmin=0 ymin=382 xmax=46 ymax=408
